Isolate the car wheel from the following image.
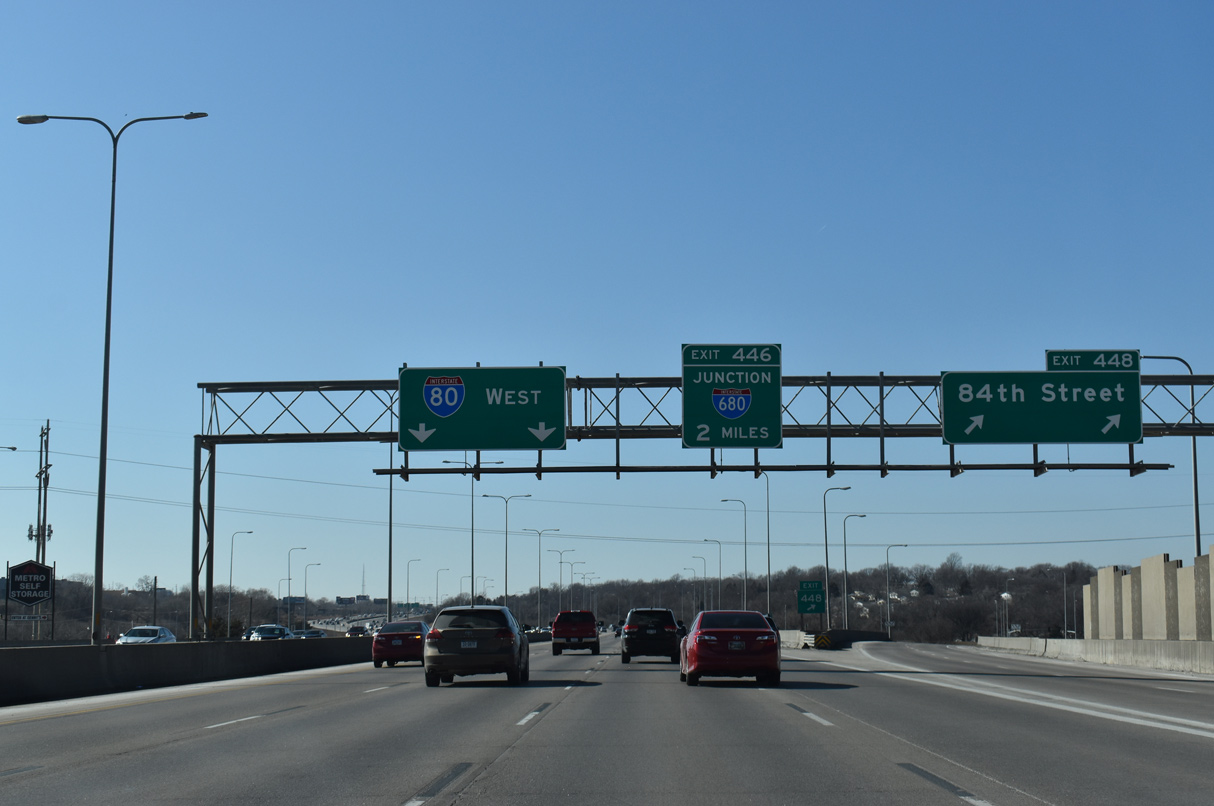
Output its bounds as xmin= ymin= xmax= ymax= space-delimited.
xmin=373 ymin=660 xmax=383 ymax=668
xmin=442 ymin=674 xmax=454 ymax=684
xmin=669 ymin=653 xmax=679 ymax=663
xmin=552 ymin=645 xmax=562 ymax=656
xmin=521 ymin=657 xmax=530 ymax=684
xmin=679 ymin=670 xmax=686 ymax=681
xmin=424 ymin=671 xmax=439 ymax=687
xmin=387 ymin=661 xmax=396 ymax=668
xmin=592 ymin=643 xmax=600 ymax=655
xmin=686 ymin=673 xmax=699 ymax=687
xmin=507 ymin=664 xmax=521 ymax=685
xmin=621 ymin=652 xmax=630 ymax=664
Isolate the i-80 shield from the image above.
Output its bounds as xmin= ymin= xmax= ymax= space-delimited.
xmin=423 ymin=376 xmax=465 ymax=418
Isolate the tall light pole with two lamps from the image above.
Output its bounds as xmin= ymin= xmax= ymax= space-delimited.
xmin=406 ymin=558 xmax=421 ymax=616
xmin=435 ymin=567 xmax=449 ymax=611
xmin=525 ymin=528 xmax=559 ymax=626
xmin=287 ymin=547 xmax=306 ymax=630
xmin=547 ymin=548 xmax=574 ymax=614
xmin=303 ymin=563 xmax=321 ymax=628
xmin=444 ymin=458 xmax=502 ymax=608
xmin=703 ymin=539 xmax=722 ymax=610
xmin=17 ymin=110 xmax=209 ymax=643
xmin=885 ymin=544 xmax=907 ymax=639
xmin=482 ymin=493 xmax=530 ymax=614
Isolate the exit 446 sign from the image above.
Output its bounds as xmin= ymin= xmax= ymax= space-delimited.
xmin=399 ymin=366 xmax=566 ymax=451
xmin=682 ymin=345 xmax=782 ymax=448
xmin=940 ymin=370 xmax=1142 ymax=445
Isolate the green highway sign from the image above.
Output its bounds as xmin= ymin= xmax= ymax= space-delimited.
xmin=398 ymin=366 xmax=567 ymax=451
xmin=682 ymin=344 xmax=782 ymax=448
xmin=798 ymin=580 xmax=825 ymax=614
xmin=1046 ymin=349 xmax=1140 ymax=372
xmin=940 ymin=370 xmax=1142 ymax=445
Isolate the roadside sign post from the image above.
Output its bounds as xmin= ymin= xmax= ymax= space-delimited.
xmin=398 ymin=366 xmax=567 ymax=452
xmin=940 ymin=370 xmax=1142 ymax=445
xmin=682 ymin=344 xmax=782 ymax=449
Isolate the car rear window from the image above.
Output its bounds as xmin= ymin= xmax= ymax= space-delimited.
xmin=626 ymin=611 xmax=675 ymax=629
xmin=434 ymin=610 xmax=507 ymax=629
xmin=381 ymin=622 xmax=424 ymax=632
xmin=698 ymin=612 xmax=770 ymax=630
xmin=556 ymin=612 xmax=595 ymax=624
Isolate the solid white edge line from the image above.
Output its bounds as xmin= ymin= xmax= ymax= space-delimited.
xmin=204 ymin=715 xmax=262 ymax=730
xmin=363 ymin=687 xmax=390 ymax=693
xmin=803 ymin=712 xmax=834 ymax=727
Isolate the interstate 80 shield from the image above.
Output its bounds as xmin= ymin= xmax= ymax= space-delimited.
xmin=423 ymin=375 xmax=465 ymax=418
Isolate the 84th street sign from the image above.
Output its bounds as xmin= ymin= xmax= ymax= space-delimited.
xmin=399 ymin=366 xmax=566 ymax=452
xmin=940 ymin=370 xmax=1142 ymax=445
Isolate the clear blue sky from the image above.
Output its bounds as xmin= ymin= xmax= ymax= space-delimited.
xmin=3 ymin=3 xmax=1212 ymax=606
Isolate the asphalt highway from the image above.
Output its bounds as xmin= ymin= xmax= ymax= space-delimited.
xmin=3 ymin=635 xmax=1212 ymax=805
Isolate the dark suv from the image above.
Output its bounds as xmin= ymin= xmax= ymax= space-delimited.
xmin=620 ymin=608 xmax=680 ymax=663
xmin=551 ymin=610 xmax=600 ymax=655
xmin=423 ymin=606 xmax=529 ymax=686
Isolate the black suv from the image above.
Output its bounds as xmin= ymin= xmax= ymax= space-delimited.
xmin=620 ymin=608 xmax=681 ymax=663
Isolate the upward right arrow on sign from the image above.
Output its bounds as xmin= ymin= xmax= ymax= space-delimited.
xmin=940 ymin=370 xmax=1142 ymax=445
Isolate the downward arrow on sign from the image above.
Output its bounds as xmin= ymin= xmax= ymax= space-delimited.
xmin=529 ymin=422 xmax=556 ymax=442
xmin=408 ymin=423 xmax=435 ymax=443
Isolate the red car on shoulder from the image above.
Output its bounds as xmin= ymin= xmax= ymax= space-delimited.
xmin=680 ymin=610 xmax=780 ymax=687
xmin=372 ymin=620 xmax=429 ymax=667
xmin=551 ymin=610 xmax=600 ymax=655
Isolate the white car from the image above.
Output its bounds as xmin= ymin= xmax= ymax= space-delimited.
xmin=116 ymin=626 xmax=176 ymax=644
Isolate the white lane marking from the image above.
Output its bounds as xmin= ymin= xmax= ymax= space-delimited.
xmin=565 ymin=685 xmax=574 ymax=690
xmin=363 ymin=687 xmax=390 ymax=693
xmin=842 ymin=645 xmax=1214 ymax=740
xmin=1155 ymin=686 xmax=1197 ymax=693
xmin=404 ymin=800 xmax=426 ymax=806
xmin=204 ymin=715 xmax=262 ymax=730
xmin=803 ymin=711 xmax=834 ymax=727
xmin=962 ymin=798 xmax=996 ymax=806
xmin=517 ymin=711 xmax=541 ymax=726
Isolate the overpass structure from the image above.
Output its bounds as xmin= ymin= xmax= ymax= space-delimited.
xmin=189 ymin=372 xmax=1212 ymax=638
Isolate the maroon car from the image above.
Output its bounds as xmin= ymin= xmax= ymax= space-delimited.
xmin=680 ymin=610 xmax=780 ymax=686
xmin=372 ymin=620 xmax=429 ymax=667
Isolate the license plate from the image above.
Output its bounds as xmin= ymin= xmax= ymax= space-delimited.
xmin=646 ymin=629 xmax=656 ymax=634
xmin=729 ymin=641 xmax=746 ymax=650
xmin=461 ymin=640 xmax=477 ymax=649
xmin=568 ymin=637 xmax=580 ymax=642
xmin=392 ymin=639 xmax=402 ymax=646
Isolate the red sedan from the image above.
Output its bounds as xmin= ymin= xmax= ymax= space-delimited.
xmin=372 ymin=620 xmax=429 ymax=667
xmin=679 ymin=610 xmax=780 ymax=686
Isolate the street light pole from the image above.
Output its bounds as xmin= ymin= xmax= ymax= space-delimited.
xmin=569 ymin=561 xmax=586 ymax=609
xmin=822 ymin=486 xmax=851 ymax=631
xmin=525 ymin=528 xmax=559 ymax=626
xmin=885 ymin=544 xmax=907 ymax=639
xmin=444 ymin=458 xmax=502 ymax=609
xmin=227 ymin=530 xmax=253 ymax=638
xmin=703 ymin=539 xmax=722 ymax=610
xmin=1004 ymin=577 xmax=1015 ymax=637
xmin=435 ymin=568 xmax=449 ymax=612
xmin=721 ymin=499 xmax=748 ymax=606
xmin=841 ymin=514 xmax=866 ymax=630
xmin=1144 ymin=355 xmax=1201 ymax=557
xmin=18 ymin=111 xmax=208 ymax=644
xmin=482 ymin=493 xmax=531 ymax=614
xmin=684 ymin=568 xmax=698 ymax=613
xmin=287 ymin=547 xmax=306 ymax=630
xmin=547 ymin=549 xmax=574 ymax=614
xmin=692 ymin=556 xmax=707 ymax=608
xmin=303 ymin=563 xmax=320 ymax=628
xmin=759 ymin=470 xmax=772 ymax=614
xmin=406 ymin=558 xmax=421 ymax=617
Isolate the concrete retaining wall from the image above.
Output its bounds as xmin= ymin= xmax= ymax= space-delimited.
xmin=978 ymin=636 xmax=1214 ymax=675
xmin=0 ymin=638 xmax=371 ymax=707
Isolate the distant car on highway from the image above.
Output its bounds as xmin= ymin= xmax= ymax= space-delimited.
xmin=424 ymin=606 xmax=529 ymax=686
xmin=249 ymin=624 xmax=291 ymax=640
xmin=288 ymin=628 xmax=326 ymax=639
xmin=680 ymin=610 xmax=780 ymax=687
xmin=620 ymin=608 xmax=680 ymax=663
xmin=116 ymin=626 xmax=176 ymax=645
xmin=345 ymin=625 xmax=368 ymax=637
xmin=551 ymin=610 xmax=599 ymax=655
xmin=373 ymin=620 xmax=429 ymax=667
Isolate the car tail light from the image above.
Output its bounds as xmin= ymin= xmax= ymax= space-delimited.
xmin=756 ymin=634 xmax=775 ymax=642
xmin=426 ymin=630 xmax=442 ymax=641
xmin=623 ymin=624 xmax=639 ymax=633
xmin=663 ymin=626 xmax=677 ymax=632
xmin=495 ymin=628 xmax=514 ymax=640
xmin=695 ymin=634 xmax=718 ymax=644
